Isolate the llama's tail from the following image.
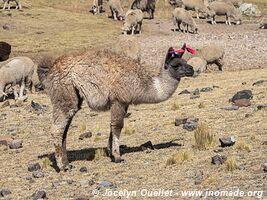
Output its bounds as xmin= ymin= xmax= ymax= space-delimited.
xmin=37 ymin=55 xmax=55 ymax=84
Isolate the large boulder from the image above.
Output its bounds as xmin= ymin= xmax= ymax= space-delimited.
xmin=239 ymin=3 xmax=261 ymax=17
xmin=0 ymin=42 xmax=11 ymax=62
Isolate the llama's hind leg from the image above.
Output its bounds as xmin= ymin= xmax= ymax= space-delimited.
xmin=108 ymin=101 xmax=127 ymax=163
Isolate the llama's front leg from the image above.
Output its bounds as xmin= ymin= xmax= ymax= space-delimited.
xmin=108 ymin=102 xmax=127 ymax=163
xmin=18 ymin=78 xmax=25 ymax=99
xmin=113 ymin=11 xmax=117 ymax=20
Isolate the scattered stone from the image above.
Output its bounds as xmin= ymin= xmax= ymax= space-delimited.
xmin=9 ymin=139 xmax=23 ymax=149
xmin=233 ymin=98 xmax=251 ymax=107
xmin=239 ymin=3 xmax=261 ymax=17
xmin=80 ymin=167 xmax=88 ymax=173
xmin=213 ymin=85 xmax=220 ymax=89
xmin=32 ymin=171 xmax=44 ymax=178
xmin=79 ymin=132 xmax=92 ymax=140
xmin=263 ymin=163 xmax=267 ymax=172
xmin=214 ymin=149 xmax=223 ymax=153
xmin=98 ymin=181 xmax=114 ymax=188
xmin=32 ymin=190 xmax=46 ymax=200
xmin=245 ymin=113 xmax=252 ymax=118
xmin=75 ymin=196 xmax=90 ymax=200
xmin=179 ymin=89 xmax=191 ymax=95
xmin=219 ymin=136 xmax=236 ymax=147
xmin=190 ymin=95 xmax=200 ymax=99
xmin=252 ymin=80 xmax=266 ymax=86
xmin=221 ymin=105 xmax=239 ymax=110
xmin=2 ymin=23 xmax=12 ymax=30
xmin=175 ymin=117 xmax=188 ymax=126
xmin=80 ymin=179 xmax=89 ymax=187
xmin=1 ymin=100 xmax=10 ymax=108
xmin=260 ymin=23 xmax=267 ymax=29
xmin=183 ymin=118 xmax=199 ymax=131
xmin=242 ymin=82 xmax=247 ymax=85
xmin=36 ymin=31 xmax=44 ymax=35
xmin=28 ymin=163 xmax=41 ymax=172
xmin=192 ymin=88 xmax=200 ymax=96
xmin=211 ymin=154 xmax=227 ymax=165
xmin=262 ymin=141 xmax=267 ymax=145
xmin=96 ymin=132 xmax=101 ymax=136
xmin=0 ymin=135 xmax=13 ymax=146
xmin=200 ymin=87 xmax=213 ymax=92
xmin=194 ymin=170 xmax=204 ymax=185
xmin=31 ymin=100 xmax=44 ymax=113
xmin=257 ymin=104 xmax=267 ymax=110
xmin=9 ymin=104 xmax=19 ymax=108
xmin=0 ymin=189 xmax=11 ymax=197
xmin=231 ymin=90 xmax=253 ymax=102
xmin=0 ymin=41 xmax=11 ymax=61
xmin=125 ymin=112 xmax=131 ymax=118
xmin=140 ymin=141 xmax=154 ymax=150
xmin=89 ymin=113 xmax=98 ymax=117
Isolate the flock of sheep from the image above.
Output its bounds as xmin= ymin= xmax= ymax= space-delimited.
xmin=92 ymin=0 xmax=243 ymax=34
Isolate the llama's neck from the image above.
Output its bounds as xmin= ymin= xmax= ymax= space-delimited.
xmin=136 ymin=70 xmax=180 ymax=104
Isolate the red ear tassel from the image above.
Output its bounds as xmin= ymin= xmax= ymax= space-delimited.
xmin=169 ymin=45 xmax=197 ymax=55
xmin=185 ymin=46 xmax=197 ymax=55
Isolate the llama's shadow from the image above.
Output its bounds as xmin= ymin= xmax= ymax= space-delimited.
xmin=38 ymin=140 xmax=182 ymax=172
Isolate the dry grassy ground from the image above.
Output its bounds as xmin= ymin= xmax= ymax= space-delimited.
xmin=0 ymin=0 xmax=267 ymax=200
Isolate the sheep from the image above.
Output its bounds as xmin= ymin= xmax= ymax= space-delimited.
xmin=0 ymin=41 xmax=11 ymax=61
xmin=180 ymin=0 xmax=209 ymax=19
xmin=208 ymin=1 xmax=242 ymax=25
xmin=108 ymin=0 xmax=124 ymax=20
xmin=173 ymin=7 xmax=198 ymax=34
xmin=187 ymin=57 xmax=207 ymax=75
xmin=91 ymin=0 xmax=104 ymax=15
xmin=37 ymin=44 xmax=195 ymax=171
xmin=0 ymin=57 xmax=34 ymax=101
xmin=2 ymin=0 xmax=22 ymax=10
xmin=122 ymin=9 xmax=144 ymax=35
xmin=184 ymin=44 xmax=224 ymax=71
xmin=131 ymin=0 xmax=156 ymax=19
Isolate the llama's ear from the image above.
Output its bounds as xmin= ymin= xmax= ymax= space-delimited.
xmin=164 ymin=47 xmax=174 ymax=69
xmin=176 ymin=43 xmax=186 ymax=58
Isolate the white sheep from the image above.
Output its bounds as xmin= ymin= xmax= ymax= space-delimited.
xmin=181 ymin=0 xmax=209 ymax=19
xmin=173 ymin=7 xmax=198 ymax=34
xmin=91 ymin=0 xmax=104 ymax=15
xmin=108 ymin=0 xmax=125 ymax=20
xmin=0 ymin=57 xmax=34 ymax=101
xmin=208 ymin=1 xmax=242 ymax=25
xmin=122 ymin=9 xmax=144 ymax=35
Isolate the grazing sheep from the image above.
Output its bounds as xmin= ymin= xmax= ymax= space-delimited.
xmin=122 ymin=9 xmax=144 ymax=35
xmin=187 ymin=57 xmax=207 ymax=75
xmin=0 ymin=41 xmax=11 ymax=61
xmin=2 ymin=0 xmax=22 ymax=10
xmin=37 ymin=44 xmax=195 ymax=170
xmin=208 ymin=1 xmax=242 ymax=25
xmin=91 ymin=0 xmax=104 ymax=15
xmin=131 ymin=0 xmax=156 ymax=19
xmin=0 ymin=57 xmax=34 ymax=101
xmin=108 ymin=0 xmax=124 ymax=20
xmin=173 ymin=7 xmax=198 ymax=34
xmin=180 ymin=0 xmax=209 ymax=19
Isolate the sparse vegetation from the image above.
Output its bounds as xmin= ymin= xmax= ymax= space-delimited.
xmin=193 ymin=123 xmax=216 ymax=150
xmin=94 ymin=148 xmax=107 ymax=161
xmin=171 ymin=101 xmax=180 ymax=110
xmin=123 ymin=124 xmax=136 ymax=135
xmin=226 ymin=157 xmax=239 ymax=172
xmin=198 ymin=102 xmax=205 ymax=109
xmin=236 ymin=140 xmax=252 ymax=152
xmin=166 ymin=150 xmax=191 ymax=166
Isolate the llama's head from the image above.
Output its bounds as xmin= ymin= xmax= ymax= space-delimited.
xmin=164 ymin=44 xmax=195 ymax=79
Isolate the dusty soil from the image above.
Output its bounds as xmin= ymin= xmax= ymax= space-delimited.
xmin=0 ymin=1 xmax=267 ymax=200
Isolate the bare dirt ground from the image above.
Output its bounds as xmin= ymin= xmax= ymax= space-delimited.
xmin=0 ymin=0 xmax=267 ymax=200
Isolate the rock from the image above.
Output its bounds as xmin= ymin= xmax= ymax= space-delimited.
xmin=252 ymin=80 xmax=267 ymax=86
xmin=125 ymin=112 xmax=131 ymax=118
xmin=190 ymin=95 xmax=200 ymax=99
xmin=179 ymin=89 xmax=191 ymax=95
xmin=263 ymin=163 xmax=267 ymax=172
xmin=231 ymin=90 xmax=253 ymax=102
xmin=187 ymin=57 xmax=207 ymax=74
xmin=200 ymin=87 xmax=213 ymax=92
xmin=192 ymin=88 xmax=200 ymax=96
xmin=32 ymin=171 xmax=44 ymax=178
xmin=211 ymin=154 xmax=227 ymax=165
xmin=80 ymin=167 xmax=88 ymax=173
xmin=79 ymin=132 xmax=92 ymax=140
xmin=140 ymin=141 xmax=154 ymax=150
xmin=233 ymin=98 xmax=251 ymax=107
xmin=0 ymin=135 xmax=13 ymax=146
xmin=28 ymin=163 xmax=41 ymax=172
xmin=262 ymin=141 xmax=267 ymax=145
xmin=257 ymin=104 xmax=267 ymax=110
xmin=0 ymin=41 xmax=11 ymax=61
xmin=9 ymin=139 xmax=23 ymax=149
xmin=219 ymin=136 xmax=236 ymax=147
xmin=239 ymin=3 xmax=261 ymax=17
xmin=1 ymin=100 xmax=10 ymax=108
xmin=31 ymin=101 xmax=44 ymax=113
xmin=2 ymin=23 xmax=12 ymax=30
xmin=183 ymin=118 xmax=199 ymax=131
xmin=80 ymin=179 xmax=89 ymax=187
xmin=260 ymin=23 xmax=267 ymax=29
xmin=214 ymin=149 xmax=223 ymax=153
xmin=32 ymin=190 xmax=46 ymax=200
xmin=98 ymin=181 xmax=114 ymax=188
xmin=194 ymin=170 xmax=204 ymax=185
xmin=175 ymin=118 xmax=188 ymax=126
xmin=221 ymin=106 xmax=239 ymax=110
xmin=0 ymin=189 xmax=11 ymax=197
xmin=75 ymin=196 xmax=90 ymax=200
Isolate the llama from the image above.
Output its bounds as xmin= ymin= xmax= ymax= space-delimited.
xmin=37 ymin=44 xmax=195 ymax=171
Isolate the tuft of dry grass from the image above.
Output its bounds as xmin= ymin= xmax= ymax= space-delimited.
xmin=193 ymin=123 xmax=216 ymax=150
xmin=42 ymin=157 xmax=52 ymax=169
xmin=198 ymin=102 xmax=205 ymax=109
xmin=94 ymin=148 xmax=107 ymax=161
xmin=235 ymin=140 xmax=252 ymax=152
xmin=226 ymin=157 xmax=238 ymax=172
xmin=123 ymin=124 xmax=136 ymax=135
xmin=171 ymin=101 xmax=180 ymax=110
xmin=166 ymin=150 xmax=191 ymax=166
xmin=79 ymin=124 xmax=87 ymax=133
